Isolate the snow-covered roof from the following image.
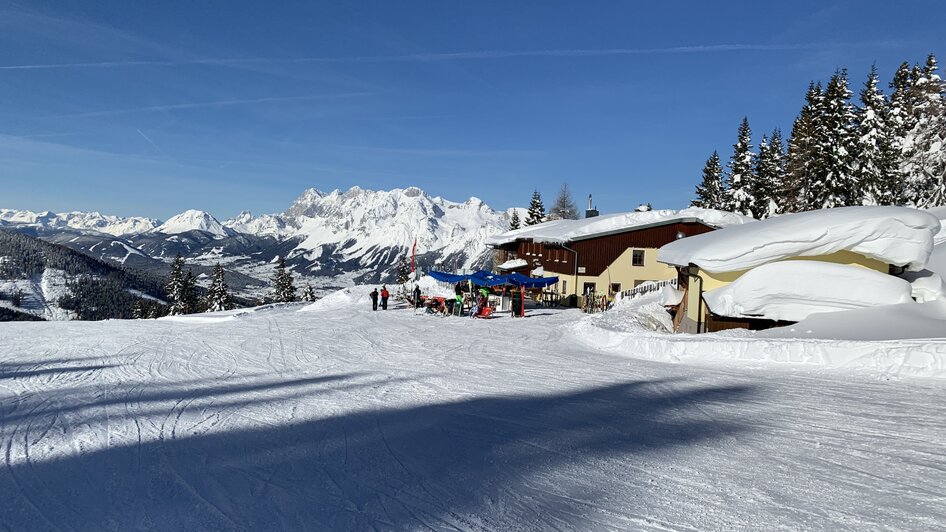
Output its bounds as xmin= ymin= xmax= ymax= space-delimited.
xmin=497 ymin=258 xmax=528 ymax=270
xmin=658 ymin=206 xmax=941 ymax=273
xmin=485 ymin=208 xmax=753 ymax=246
xmin=703 ymin=260 xmax=914 ymax=322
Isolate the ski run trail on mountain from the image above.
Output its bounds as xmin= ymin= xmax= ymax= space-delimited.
xmin=1 ymin=296 xmax=944 ymax=531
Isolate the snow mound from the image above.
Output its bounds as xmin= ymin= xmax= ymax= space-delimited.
xmin=659 ymin=206 xmax=941 ymax=272
xmin=900 ymin=270 xmax=946 ymax=303
xmin=486 ymin=208 xmax=753 ymax=245
xmin=760 ymin=300 xmax=946 ymax=342
xmin=415 ymin=275 xmax=457 ymax=298
xmin=299 ymin=285 xmax=376 ymax=312
xmin=572 ymin=295 xmax=946 ymax=378
xmin=581 ymin=293 xmax=674 ymax=334
xmin=703 ymin=261 xmax=913 ymax=322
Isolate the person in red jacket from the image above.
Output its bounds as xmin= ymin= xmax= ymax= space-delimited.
xmin=380 ymin=285 xmax=390 ymax=310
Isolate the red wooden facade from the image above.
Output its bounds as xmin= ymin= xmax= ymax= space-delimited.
xmin=494 ymin=221 xmax=715 ymax=277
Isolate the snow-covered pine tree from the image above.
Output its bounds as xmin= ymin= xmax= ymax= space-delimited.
xmin=165 ymin=254 xmax=189 ymax=315
xmin=811 ymin=70 xmax=858 ymax=208
xmin=395 ymin=256 xmax=410 ymax=285
xmin=784 ymin=82 xmax=823 ymax=212
xmin=691 ymin=151 xmax=725 ymax=209
xmin=854 ymin=65 xmax=896 ymax=205
xmin=549 ymin=182 xmax=579 ymax=220
xmin=525 ymin=190 xmax=545 ymax=226
xmin=204 ymin=263 xmax=233 ymax=312
xmin=270 ymin=256 xmax=297 ymax=303
xmin=183 ymin=270 xmax=199 ymax=313
xmin=724 ymin=117 xmax=756 ymax=216
xmin=132 ymin=299 xmax=144 ymax=319
xmin=752 ymin=129 xmax=786 ymax=218
xmin=509 ymin=209 xmax=521 ymax=230
xmin=301 ymin=284 xmax=316 ymax=302
xmin=902 ymin=54 xmax=946 ymax=207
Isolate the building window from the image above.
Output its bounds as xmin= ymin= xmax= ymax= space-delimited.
xmin=610 ymin=283 xmax=621 ymax=294
xmin=583 ymin=282 xmax=596 ymax=295
xmin=632 ymin=249 xmax=645 ymax=267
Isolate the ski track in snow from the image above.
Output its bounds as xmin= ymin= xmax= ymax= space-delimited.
xmin=0 ymin=302 xmax=944 ymax=531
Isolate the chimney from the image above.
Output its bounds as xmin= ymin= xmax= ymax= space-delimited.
xmin=585 ymin=194 xmax=599 ymax=218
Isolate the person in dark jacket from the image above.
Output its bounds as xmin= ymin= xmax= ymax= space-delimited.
xmin=369 ymin=288 xmax=379 ymax=311
xmin=380 ymin=285 xmax=390 ymax=310
xmin=413 ymin=284 xmax=422 ymax=308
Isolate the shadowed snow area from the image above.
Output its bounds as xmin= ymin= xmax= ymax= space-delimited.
xmin=0 ymin=298 xmax=944 ymax=530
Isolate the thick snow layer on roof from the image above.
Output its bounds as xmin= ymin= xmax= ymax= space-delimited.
xmin=927 ymin=206 xmax=946 ymax=244
xmin=702 ymin=261 xmax=914 ymax=322
xmin=658 ymin=206 xmax=941 ymax=272
xmin=485 ymin=208 xmax=753 ymax=246
xmin=497 ymin=258 xmax=527 ymax=270
xmin=759 ymin=300 xmax=946 ymax=341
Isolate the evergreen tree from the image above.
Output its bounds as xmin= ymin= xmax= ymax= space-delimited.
xmin=784 ymin=82 xmax=823 ymax=212
xmin=301 ymin=284 xmax=317 ymax=302
xmin=132 ymin=299 xmax=144 ymax=319
xmin=548 ymin=182 xmax=579 ymax=220
xmin=724 ymin=117 xmax=756 ymax=216
xmin=811 ymin=70 xmax=858 ymax=208
xmin=752 ymin=129 xmax=786 ymax=218
xmin=525 ymin=190 xmax=545 ymax=226
xmin=854 ymin=65 xmax=896 ymax=205
xmin=166 ymin=254 xmax=189 ymax=315
xmin=270 ymin=256 xmax=296 ymax=303
xmin=691 ymin=151 xmax=725 ymax=209
xmin=509 ymin=209 xmax=521 ymax=230
xmin=903 ymin=54 xmax=946 ymax=207
xmin=395 ymin=256 xmax=411 ymax=285
xmin=204 ymin=263 xmax=233 ymax=312
xmin=183 ymin=270 xmax=199 ymax=313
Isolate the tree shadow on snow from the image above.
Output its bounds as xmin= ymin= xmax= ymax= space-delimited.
xmin=0 ymin=378 xmax=756 ymax=531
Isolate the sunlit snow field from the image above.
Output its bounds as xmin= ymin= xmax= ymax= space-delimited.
xmin=1 ymin=289 xmax=944 ymax=530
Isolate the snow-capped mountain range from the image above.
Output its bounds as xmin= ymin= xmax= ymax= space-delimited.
xmin=1 ymin=187 xmax=514 ymax=294
xmin=0 ymin=209 xmax=159 ymax=236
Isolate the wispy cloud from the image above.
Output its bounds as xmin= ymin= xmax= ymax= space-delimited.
xmin=49 ymin=92 xmax=374 ymax=118
xmin=0 ymin=43 xmax=866 ymax=70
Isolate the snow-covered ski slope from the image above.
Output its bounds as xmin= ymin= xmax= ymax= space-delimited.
xmin=1 ymin=295 xmax=944 ymax=530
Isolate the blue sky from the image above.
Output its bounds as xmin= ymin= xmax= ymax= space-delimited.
xmin=1 ymin=1 xmax=944 ymax=220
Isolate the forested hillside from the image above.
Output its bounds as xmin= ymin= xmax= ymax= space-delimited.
xmin=0 ymin=230 xmax=166 ymax=320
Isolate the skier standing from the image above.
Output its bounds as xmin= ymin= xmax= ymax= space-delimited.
xmin=369 ymin=288 xmax=379 ymax=311
xmin=413 ymin=284 xmax=422 ymax=308
xmin=380 ymin=285 xmax=390 ymax=310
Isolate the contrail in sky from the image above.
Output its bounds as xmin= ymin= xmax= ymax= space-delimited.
xmin=135 ymin=128 xmax=165 ymax=156
xmin=0 ymin=43 xmax=856 ymax=70
xmin=51 ymin=92 xmax=373 ymax=118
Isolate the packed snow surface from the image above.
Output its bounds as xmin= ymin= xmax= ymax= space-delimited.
xmin=702 ymin=261 xmax=915 ymax=322
xmin=1 ymin=291 xmax=944 ymax=530
xmin=485 ymin=207 xmax=753 ymax=246
xmin=658 ymin=206 xmax=941 ymax=272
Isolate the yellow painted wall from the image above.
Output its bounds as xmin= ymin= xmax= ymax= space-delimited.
xmin=550 ymin=247 xmax=677 ymax=296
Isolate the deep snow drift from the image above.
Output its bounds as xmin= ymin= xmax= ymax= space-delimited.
xmin=702 ymin=260 xmax=915 ymax=321
xmin=0 ymin=292 xmax=944 ymax=530
xmin=658 ymin=206 xmax=941 ymax=272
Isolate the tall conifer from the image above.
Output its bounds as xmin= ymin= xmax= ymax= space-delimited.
xmin=691 ymin=151 xmax=725 ymax=209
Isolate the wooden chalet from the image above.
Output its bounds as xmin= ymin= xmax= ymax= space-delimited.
xmin=486 ymin=209 xmax=744 ymax=305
